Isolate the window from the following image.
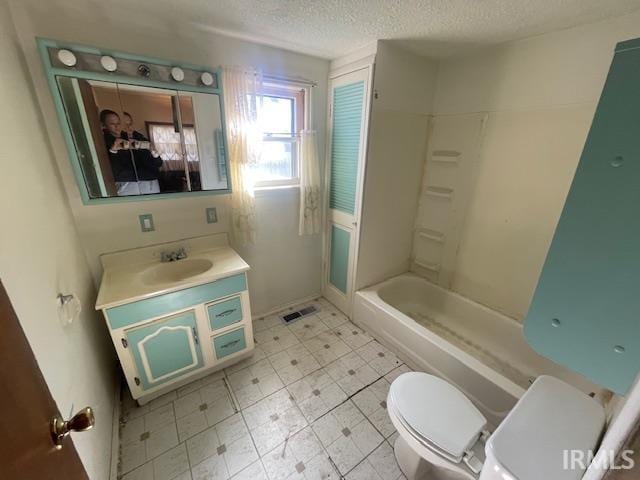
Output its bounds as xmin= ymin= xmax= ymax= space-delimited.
xmin=147 ymin=123 xmax=200 ymax=171
xmin=252 ymin=84 xmax=306 ymax=187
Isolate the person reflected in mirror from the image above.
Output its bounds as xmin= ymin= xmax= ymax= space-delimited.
xmin=100 ymin=109 xmax=141 ymax=196
xmin=122 ymin=112 xmax=163 ymax=194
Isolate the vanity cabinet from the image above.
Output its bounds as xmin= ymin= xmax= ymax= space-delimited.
xmin=100 ymin=272 xmax=254 ymax=404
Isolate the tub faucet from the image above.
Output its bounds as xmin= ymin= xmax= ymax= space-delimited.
xmin=161 ymin=247 xmax=187 ymax=262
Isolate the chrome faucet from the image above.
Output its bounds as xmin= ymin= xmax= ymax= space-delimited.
xmin=161 ymin=247 xmax=188 ymax=262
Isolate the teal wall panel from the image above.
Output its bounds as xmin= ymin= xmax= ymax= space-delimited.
xmin=524 ymin=41 xmax=640 ymax=394
xmin=329 ymin=80 xmax=365 ymax=215
xmin=329 ymin=225 xmax=350 ymax=294
xmin=107 ymin=273 xmax=246 ymax=329
xmin=126 ymin=310 xmax=203 ymax=390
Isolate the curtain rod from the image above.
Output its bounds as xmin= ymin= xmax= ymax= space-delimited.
xmin=262 ymin=73 xmax=317 ymax=87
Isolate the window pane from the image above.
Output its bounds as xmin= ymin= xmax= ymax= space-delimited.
xmin=258 ymin=96 xmax=293 ymax=135
xmin=254 ymin=141 xmax=293 ymax=181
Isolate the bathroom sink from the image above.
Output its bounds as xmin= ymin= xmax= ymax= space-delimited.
xmin=141 ymin=258 xmax=213 ymax=286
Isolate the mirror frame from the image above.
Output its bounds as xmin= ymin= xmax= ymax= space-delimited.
xmin=37 ymin=37 xmax=232 ymax=204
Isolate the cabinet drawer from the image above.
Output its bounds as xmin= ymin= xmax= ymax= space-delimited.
xmin=213 ymin=328 xmax=246 ymax=359
xmin=106 ymin=273 xmax=246 ymax=329
xmin=208 ymin=296 xmax=243 ymax=330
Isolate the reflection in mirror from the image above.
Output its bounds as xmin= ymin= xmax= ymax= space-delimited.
xmin=177 ymin=91 xmax=227 ymax=191
xmin=114 ymin=84 xmax=181 ymax=195
xmin=55 ymin=77 xmax=229 ymax=199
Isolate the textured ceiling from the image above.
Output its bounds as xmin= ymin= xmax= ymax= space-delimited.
xmin=23 ymin=0 xmax=640 ymax=59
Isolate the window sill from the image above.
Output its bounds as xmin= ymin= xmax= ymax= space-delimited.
xmin=254 ymin=184 xmax=300 ymax=192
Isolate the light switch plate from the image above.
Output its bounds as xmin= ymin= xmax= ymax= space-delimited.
xmin=138 ymin=214 xmax=155 ymax=232
xmin=206 ymin=207 xmax=218 ymax=224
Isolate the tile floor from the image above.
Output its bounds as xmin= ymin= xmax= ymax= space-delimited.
xmin=117 ymin=298 xmax=413 ymax=480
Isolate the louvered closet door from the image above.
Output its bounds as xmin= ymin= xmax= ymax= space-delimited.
xmin=324 ymin=68 xmax=371 ymax=315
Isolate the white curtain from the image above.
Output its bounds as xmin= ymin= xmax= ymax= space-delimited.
xmin=298 ymin=130 xmax=322 ymax=235
xmin=222 ymin=67 xmax=262 ymax=245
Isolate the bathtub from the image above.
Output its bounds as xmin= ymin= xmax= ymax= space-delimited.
xmin=354 ymin=273 xmax=603 ymax=427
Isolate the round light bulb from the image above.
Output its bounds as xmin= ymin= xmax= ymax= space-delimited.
xmin=171 ymin=67 xmax=185 ymax=82
xmin=100 ymin=55 xmax=118 ymax=72
xmin=200 ymin=72 xmax=214 ymax=86
xmin=57 ymin=49 xmax=77 ymax=67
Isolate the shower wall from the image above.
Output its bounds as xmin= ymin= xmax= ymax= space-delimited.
xmin=355 ymin=41 xmax=438 ymax=291
xmin=412 ymin=10 xmax=640 ymax=321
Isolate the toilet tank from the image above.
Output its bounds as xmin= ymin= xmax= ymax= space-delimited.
xmin=479 ymin=376 xmax=605 ymax=480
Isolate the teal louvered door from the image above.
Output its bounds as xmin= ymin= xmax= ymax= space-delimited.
xmin=324 ymin=68 xmax=371 ymax=315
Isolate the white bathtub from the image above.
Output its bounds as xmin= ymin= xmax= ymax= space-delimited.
xmin=354 ymin=273 xmax=603 ymax=427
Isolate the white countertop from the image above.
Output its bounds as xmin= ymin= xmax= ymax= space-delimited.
xmin=95 ymin=235 xmax=250 ymax=310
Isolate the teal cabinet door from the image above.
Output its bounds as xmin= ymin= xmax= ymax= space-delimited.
xmin=126 ymin=310 xmax=204 ymax=390
xmin=524 ymin=39 xmax=640 ymax=394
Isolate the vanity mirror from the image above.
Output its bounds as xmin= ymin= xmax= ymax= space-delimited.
xmin=39 ymin=39 xmax=230 ymax=203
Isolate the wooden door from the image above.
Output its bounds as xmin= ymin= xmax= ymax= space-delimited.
xmin=323 ymin=67 xmax=372 ymax=316
xmin=77 ymin=79 xmax=117 ymax=196
xmin=0 ymin=281 xmax=88 ymax=480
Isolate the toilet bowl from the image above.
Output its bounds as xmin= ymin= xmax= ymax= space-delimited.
xmin=388 ymin=372 xmax=488 ymax=480
xmin=388 ymin=373 xmax=606 ymax=480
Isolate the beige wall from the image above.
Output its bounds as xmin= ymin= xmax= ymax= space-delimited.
xmin=10 ymin=0 xmax=329 ymax=316
xmin=0 ymin=2 xmax=116 ymax=478
xmin=427 ymin=11 xmax=640 ymax=320
xmin=356 ymin=42 xmax=436 ymax=289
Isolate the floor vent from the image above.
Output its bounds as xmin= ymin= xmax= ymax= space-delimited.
xmin=281 ymin=305 xmax=318 ymax=325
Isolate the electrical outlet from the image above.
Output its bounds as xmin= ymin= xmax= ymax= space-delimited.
xmin=206 ymin=207 xmax=218 ymax=224
xmin=138 ymin=214 xmax=155 ymax=232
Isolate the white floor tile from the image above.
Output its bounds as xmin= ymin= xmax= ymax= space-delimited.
xmin=174 ymin=391 xmax=203 ymax=420
xmin=145 ymin=403 xmax=176 ymax=431
xmin=121 ymin=440 xmax=148 ymax=474
xmin=331 ymin=323 xmax=373 ymax=350
xmin=146 ymin=422 xmax=179 ymax=459
xmin=350 ymin=420 xmax=383 ymax=457
xmin=383 ymin=365 xmax=411 ymax=384
xmin=356 ymin=342 xmax=403 ymax=376
xmin=122 ymin=416 xmax=146 ymax=446
xmin=186 ymin=425 xmax=221 ymax=467
xmin=147 ymin=391 xmax=178 ymax=412
xmin=345 ymin=459 xmax=383 ymax=480
xmin=223 ymin=434 xmax=259 ymax=476
xmin=177 ymin=410 xmax=208 ymax=442
xmin=122 ymin=461 xmax=154 ymax=480
xmin=153 ymin=443 xmax=191 ymax=480
xmin=325 ymin=436 xmax=365 ymax=475
xmin=302 ymin=453 xmax=340 ymax=480
xmin=191 ymin=452 xmax=229 ymax=480
xmin=366 ymin=442 xmax=403 ymax=480
xmin=230 ymin=460 xmax=268 ymax=480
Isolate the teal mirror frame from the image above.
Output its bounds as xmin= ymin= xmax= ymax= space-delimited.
xmin=36 ymin=37 xmax=232 ymax=204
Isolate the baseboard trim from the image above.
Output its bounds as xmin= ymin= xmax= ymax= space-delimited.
xmin=108 ymin=372 xmax=121 ymax=480
xmin=252 ymin=293 xmax=322 ymax=319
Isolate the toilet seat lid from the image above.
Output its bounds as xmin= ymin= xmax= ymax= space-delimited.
xmin=389 ymin=372 xmax=487 ymax=460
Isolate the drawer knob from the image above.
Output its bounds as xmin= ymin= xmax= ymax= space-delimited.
xmin=217 ymin=309 xmax=237 ymax=317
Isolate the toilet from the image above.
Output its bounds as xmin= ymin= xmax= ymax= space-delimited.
xmin=387 ymin=373 xmax=606 ymax=480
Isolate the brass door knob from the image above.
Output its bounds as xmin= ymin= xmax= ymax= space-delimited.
xmin=51 ymin=406 xmax=95 ymax=450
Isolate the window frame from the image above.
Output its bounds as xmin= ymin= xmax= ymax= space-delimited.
xmin=253 ymin=82 xmax=308 ymax=189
